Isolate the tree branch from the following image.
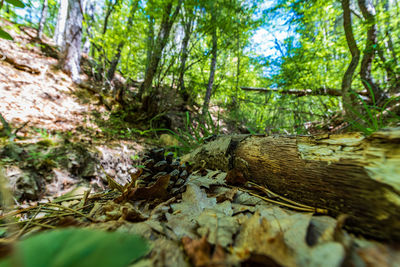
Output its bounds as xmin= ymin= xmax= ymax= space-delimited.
xmin=240 ymin=87 xmax=369 ymax=97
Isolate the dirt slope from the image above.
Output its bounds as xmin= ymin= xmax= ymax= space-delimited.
xmin=0 ymin=19 xmax=101 ymax=134
xmin=0 ymin=20 xmax=146 ymax=201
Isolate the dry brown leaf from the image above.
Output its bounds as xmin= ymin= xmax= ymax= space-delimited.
xmin=166 ymin=184 xmax=217 ymax=239
xmin=128 ymin=173 xmax=170 ymax=200
xmin=216 ymin=188 xmax=238 ymax=203
xmin=120 ymin=203 xmax=148 ymax=222
xmin=182 ymin=235 xmax=228 ymax=267
xmin=182 ymin=235 xmax=212 ymax=267
xmin=116 ymin=173 xmax=170 ymax=202
xmin=196 ymin=205 xmax=239 ymax=247
xmin=225 ymin=169 xmax=247 ymax=186
xmin=233 ymin=211 xmax=296 ymax=267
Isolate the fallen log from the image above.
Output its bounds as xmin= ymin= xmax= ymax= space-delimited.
xmin=240 ymin=86 xmax=370 ymax=97
xmin=182 ymin=128 xmax=400 ymax=241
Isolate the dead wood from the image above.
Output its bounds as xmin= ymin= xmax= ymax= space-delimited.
xmin=240 ymin=87 xmax=370 ymax=97
xmin=182 ymin=128 xmax=400 ymax=241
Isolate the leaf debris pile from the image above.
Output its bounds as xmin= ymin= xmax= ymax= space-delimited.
xmin=1 ymin=151 xmax=399 ymax=267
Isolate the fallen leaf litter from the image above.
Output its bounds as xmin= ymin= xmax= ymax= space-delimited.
xmin=0 ymin=148 xmax=399 ymax=266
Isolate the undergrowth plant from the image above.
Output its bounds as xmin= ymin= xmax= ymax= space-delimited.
xmin=140 ymin=111 xmax=222 ymax=155
xmin=94 ymin=107 xmax=222 ymax=154
xmin=347 ymin=85 xmax=400 ymax=135
xmin=161 ymin=111 xmax=221 ymax=155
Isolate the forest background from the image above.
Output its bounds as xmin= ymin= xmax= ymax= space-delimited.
xmin=1 ymin=0 xmax=399 ymax=148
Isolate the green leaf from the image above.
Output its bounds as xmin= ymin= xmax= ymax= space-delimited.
xmin=0 ymin=228 xmax=149 ymax=267
xmin=0 ymin=28 xmax=13 ymax=40
xmin=4 ymin=0 xmax=25 ymax=8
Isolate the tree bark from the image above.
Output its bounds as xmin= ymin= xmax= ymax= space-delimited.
xmin=53 ymin=0 xmax=68 ymax=47
xmin=202 ymin=4 xmax=218 ymax=116
xmin=82 ymin=0 xmax=95 ymax=55
xmin=138 ymin=0 xmax=183 ymax=100
xmin=357 ymin=0 xmax=386 ymax=103
xmin=60 ymin=0 xmax=83 ymax=83
xmin=341 ymin=0 xmax=361 ymax=121
xmin=37 ymin=0 xmax=48 ymax=39
xmin=182 ymin=128 xmax=400 ymax=241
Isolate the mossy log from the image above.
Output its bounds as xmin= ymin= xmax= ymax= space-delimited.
xmin=182 ymin=128 xmax=400 ymax=241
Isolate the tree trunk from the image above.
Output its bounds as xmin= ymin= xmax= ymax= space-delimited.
xmin=60 ymin=0 xmax=83 ymax=83
xmin=82 ymin=0 xmax=95 ymax=55
xmin=54 ymin=0 xmax=68 ymax=47
xmin=182 ymin=128 xmax=400 ymax=241
xmin=102 ymin=0 xmax=119 ymax=35
xmin=178 ymin=9 xmax=194 ymax=102
xmin=382 ymin=0 xmax=399 ymax=94
xmin=341 ymin=0 xmax=361 ymax=122
xmin=93 ymin=0 xmax=119 ymax=79
xmin=37 ymin=0 xmax=49 ymax=39
xmin=138 ymin=0 xmax=183 ymax=100
xmin=106 ymin=0 xmax=139 ymax=82
xmin=145 ymin=14 xmax=155 ymax=75
xmin=234 ymin=24 xmax=240 ymax=109
xmin=357 ymin=0 xmax=386 ymax=103
xmin=202 ymin=5 xmax=218 ymax=116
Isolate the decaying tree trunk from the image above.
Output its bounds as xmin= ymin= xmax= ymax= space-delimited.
xmin=182 ymin=128 xmax=400 ymax=241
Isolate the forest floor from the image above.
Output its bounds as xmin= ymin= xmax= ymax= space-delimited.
xmin=0 ymin=21 xmax=399 ymax=267
xmin=0 ymin=19 xmax=150 ymax=200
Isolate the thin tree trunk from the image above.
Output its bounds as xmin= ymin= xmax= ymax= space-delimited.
xmin=54 ymin=0 xmax=68 ymax=47
xmin=107 ymin=42 xmax=124 ymax=82
xmin=145 ymin=14 xmax=155 ymax=74
xmin=82 ymin=0 xmax=95 ymax=55
xmin=138 ymin=0 xmax=183 ymax=100
xmin=106 ymin=0 xmax=139 ymax=82
xmin=386 ymin=33 xmax=398 ymax=67
xmin=202 ymin=6 xmax=218 ymax=116
xmin=37 ymin=0 xmax=48 ymax=39
xmin=60 ymin=0 xmax=83 ymax=83
xmin=178 ymin=9 xmax=194 ymax=102
xmin=382 ymin=0 xmax=399 ymax=94
xmin=102 ymin=0 xmax=119 ymax=35
xmin=357 ymin=0 xmax=386 ymax=103
xmin=377 ymin=44 xmax=398 ymax=88
xmin=341 ymin=0 xmax=361 ymax=121
xmin=235 ymin=19 xmax=241 ymax=109
xmin=94 ymin=0 xmax=119 ymax=80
